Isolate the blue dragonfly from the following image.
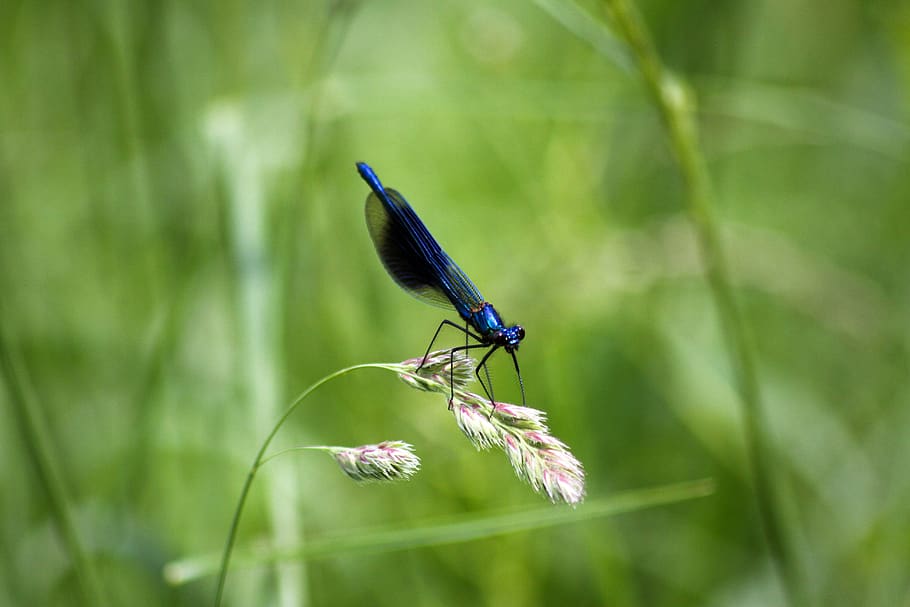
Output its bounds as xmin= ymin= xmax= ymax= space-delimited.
xmin=357 ymin=162 xmax=526 ymax=409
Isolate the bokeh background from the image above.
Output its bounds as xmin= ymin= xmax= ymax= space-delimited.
xmin=2 ymin=0 xmax=909 ymax=605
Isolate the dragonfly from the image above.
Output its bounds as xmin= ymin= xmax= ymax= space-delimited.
xmin=357 ymin=162 xmax=526 ymax=410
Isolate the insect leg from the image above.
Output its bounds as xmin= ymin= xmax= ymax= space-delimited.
xmin=446 ymin=342 xmax=492 ymax=408
xmin=475 ymin=345 xmax=502 ymax=416
xmin=418 ymin=319 xmax=483 ymax=370
xmin=510 ymin=350 xmax=526 ymax=406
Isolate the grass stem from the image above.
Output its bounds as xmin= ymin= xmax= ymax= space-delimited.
xmin=600 ymin=0 xmax=807 ymax=604
xmin=174 ymin=478 xmax=714 ymax=584
xmin=0 ymin=324 xmax=108 ymax=606
xmin=213 ymin=363 xmax=396 ymax=606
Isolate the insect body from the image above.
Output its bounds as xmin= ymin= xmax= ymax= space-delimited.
xmin=357 ymin=162 xmax=526 ymax=407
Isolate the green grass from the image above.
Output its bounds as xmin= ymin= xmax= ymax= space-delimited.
xmin=1 ymin=0 xmax=909 ymax=605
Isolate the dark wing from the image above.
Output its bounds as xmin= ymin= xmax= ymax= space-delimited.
xmin=365 ymin=187 xmax=485 ymax=316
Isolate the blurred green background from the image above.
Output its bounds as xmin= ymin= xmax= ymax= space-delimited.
xmin=1 ymin=0 xmax=908 ymax=605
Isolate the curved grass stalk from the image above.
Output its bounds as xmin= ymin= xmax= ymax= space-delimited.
xmin=213 ymin=361 xmax=405 ymax=606
xmin=599 ymin=0 xmax=806 ymax=604
xmin=213 ymin=351 xmax=577 ymax=603
xmin=169 ymin=478 xmax=714 ymax=585
xmin=0 ymin=325 xmax=107 ymax=606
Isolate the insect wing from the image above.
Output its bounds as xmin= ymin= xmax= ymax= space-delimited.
xmin=365 ymin=190 xmax=455 ymax=309
xmin=365 ymin=188 xmax=486 ymax=316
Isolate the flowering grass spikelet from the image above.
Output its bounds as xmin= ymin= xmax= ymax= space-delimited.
xmin=462 ymin=390 xmax=585 ymax=505
xmin=396 ymin=349 xmax=474 ymax=394
xmin=452 ymin=401 xmax=503 ymax=450
xmin=393 ymin=353 xmax=585 ymax=505
xmin=490 ymin=401 xmax=548 ymax=429
xmin=328 ymin=441 xmax=421 ymax=482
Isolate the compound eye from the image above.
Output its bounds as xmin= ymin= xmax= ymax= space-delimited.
xmin=516 ymin=325 xmax=525 ymax=340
